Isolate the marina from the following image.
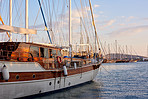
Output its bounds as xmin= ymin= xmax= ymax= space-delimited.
xmin=0 ymin=0 xmax=148 ymax=98
xmin=28 ymin=62 xmax=148 ymax=99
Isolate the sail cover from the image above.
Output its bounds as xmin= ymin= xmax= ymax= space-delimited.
xmin=0 ymin=24 xmax=37 ymax=34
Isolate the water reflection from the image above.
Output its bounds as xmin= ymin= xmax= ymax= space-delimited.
xmin=33 ymin=81 xmax=103 ymax=99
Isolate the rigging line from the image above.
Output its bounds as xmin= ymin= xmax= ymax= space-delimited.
xmin=41 ymin=0 xmax=49 ymax=26
xmin=59 ymin=0 xmax=66 ymax=45
xmin=0 ymin=16 xmax=10 ymax=38
xmin=38 ymin=0 xmax=52 ymax=44
xmin=84 ymin=1 xmax=93 ymax=51
xmin=56 ymin=0 xmax=67 ymax=46
xmin=2 ymin=0 xmax=9 ymax=25
xmin=74 ymin=0 xmax=89 ymax=45
xmin=33 ymin=7 xmax=41 ymax=29
xmin=0 ymin=0 xmax=2 ymax=14
xmin=100 ymin=65 xmax=122 ymax=91
xmin=45 ymin=0 xmax=50 ymax=28
xmin=1 ymin=0 xmax=9 ymax=41
xmin=83 ymin=1 xmax=91 ymax=36
xmin=13 ymin=0 xmax=23 ymax=26
xmin=81 ymin=1 xmax=91 ymax=46
xmin=80 ymin=0 xmax=90 ymax=44
xmin=48 ymin=0 xmax=56 ymax=43
xmin=0 ymin=0 xmax=5 ymax=19
xmin=52 ymin=0 xmax=61 ymax=44
xmin=51 ymin=0 xmax=54 ymax=25
xmin=47 ymin=0 xmax=54 ymax=44
xmin=96 ymin=36 xmax=106 ymax=57
xmin=6 ymin=0 xmax=9 ymax=24
xmin=43 ymin=0 xmax=55 ymax=44
xmin=132 ymin=47 xmax=138 ymax=56
xmin=29 ymin=2 xmax=41 ymax=42
xmin=47 ymin=0 xmax=52 ymax=28
xmin=84 ymin=0 xmax=94 ymax=44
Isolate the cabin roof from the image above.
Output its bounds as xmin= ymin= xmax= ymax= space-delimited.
xmin=0 ymin=42 xmax=62 ymax=49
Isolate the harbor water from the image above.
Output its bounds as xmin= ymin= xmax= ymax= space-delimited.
xmin=32 ymin=62 xmax=148 ymax=99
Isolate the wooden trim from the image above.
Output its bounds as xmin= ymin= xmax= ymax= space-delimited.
xmin=0 ymin=64 xmax=100 ymax=82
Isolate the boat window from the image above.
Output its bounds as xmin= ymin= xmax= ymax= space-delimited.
xmin=40 ymin=47 xmax=44 ymax=57
xmin=30 ymin=46 xmax=39 ymax=57
xmin=44 ymin=48 xmax=49 ymax=58
xmin=52 ymin=49 xmax=57 ymax=56
xmin=57 ymin=50 xmax=61 ymax=56
xmin=49 ymin=49 xmax=52 ymax=58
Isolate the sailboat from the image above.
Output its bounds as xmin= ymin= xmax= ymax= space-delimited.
xmin=0 ymin=0 xmax=102 ymax=98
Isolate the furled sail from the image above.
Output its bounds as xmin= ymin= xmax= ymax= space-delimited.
xmin=0 ymin=24 xmax=37 ymax=34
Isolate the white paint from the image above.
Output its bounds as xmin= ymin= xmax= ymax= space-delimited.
xmin=0 ymin=62 xmax=44 ymax=72
xmin=0 ymin=67 xmax=99 ymax=99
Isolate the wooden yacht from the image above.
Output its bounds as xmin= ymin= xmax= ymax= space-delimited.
xmin=0 ymin=42 xmax=102 ymax=98
xmin=0 ymin=0 xmax=102 ymax=98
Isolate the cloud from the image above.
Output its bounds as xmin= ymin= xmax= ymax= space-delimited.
xmin=94 ymin=4 xmax=100 ymax=8
xmin=99 ymin=20 xmax=116 ymax=29
xmin=143 ymin=18 xmax=148 ymax=20
xmin=126 ymin=16 xmax=135 ymax=22
xmin=110 ymin=25 xmax=148 ymax=37
xmin=99 ymin=11 xmax=104 ymax=14
xmin=106 ymin=20 xmax=115 ymax=26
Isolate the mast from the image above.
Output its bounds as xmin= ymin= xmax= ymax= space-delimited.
xmin=80 ymin=17 xmax=83 ymax=55
xmin=147 ymin=45 xmax=148 ymax=57
xmin=9 ymin=0 xmax=12 ymax=42
xmin=115 ymin=40 xmax=117 ymax=59
xmin=89 ymin=0 xmax=101 ymax=61
xmin=126 ymin=45 xmax=128 ymax=58
xmin=25 ymin=0 xmax=28 ymax=42
xmin=69 ymin=0 xmax=72 ymax=58
xmin=108 ymin=44 xmax=110 ymax=60
xmin=38 ymin=0 xmax=52 ymax=44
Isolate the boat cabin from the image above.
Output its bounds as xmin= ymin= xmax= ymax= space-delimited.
xmin=0 ymin=42 xmax=62 ymax=69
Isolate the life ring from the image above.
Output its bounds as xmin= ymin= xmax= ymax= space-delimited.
xmin=57 ymin=56 xmax=62 ymax=64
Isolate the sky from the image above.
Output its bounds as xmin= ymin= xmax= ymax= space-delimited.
xmin=0 ymin=0 xmax=148 ymax=56
xmin=91 ymin=0 xmax=148 ymax=56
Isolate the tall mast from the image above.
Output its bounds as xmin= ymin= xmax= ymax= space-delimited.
xmin=69 ymin=0 xmax=72 ymax=57
xmin=9 ymin=0 xmax=12 ymax=42
xmin=25 ymin=0 xmax=28 ymax=42
xmin=115 ymin=40 xmax=117 ymax=59
xmin=108 ymin=44 xmax=110 ymax=60
xmin=89 ymin=0 xmax=101 ymax=61
xmin=147 ymin=45 xmax=148 ymax=57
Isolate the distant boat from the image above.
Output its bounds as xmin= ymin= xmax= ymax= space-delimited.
xmin=0 ymin=0 xmax=102 ymax=98
xmin=115 ymin=59 xmax=129 ymax=63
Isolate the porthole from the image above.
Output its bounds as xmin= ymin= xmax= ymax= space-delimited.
xmin=16 ymin=75 xmax=19 ymax=79
xmin=57 ymin=80 xmax=60 ymax=84
xmin=68 ymin=82 xmax=71 ymax=86
xmin=32 ymin=74 xmax=36 ymax=78
xmin=49 ymin=82 xmax=52 ymax=85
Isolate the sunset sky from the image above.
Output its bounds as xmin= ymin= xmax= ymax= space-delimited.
xmin=92 ymin=0 xmax=148 ymax=56
xmin=0 ymin=0 xmax=148 ymax=56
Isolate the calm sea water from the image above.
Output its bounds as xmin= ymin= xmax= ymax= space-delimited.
xmin=33 ymin=62 xmax=148 ymax=99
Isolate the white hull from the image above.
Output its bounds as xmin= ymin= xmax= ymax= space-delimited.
xmin=0 ymin=68 xmax=99 ymax=98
